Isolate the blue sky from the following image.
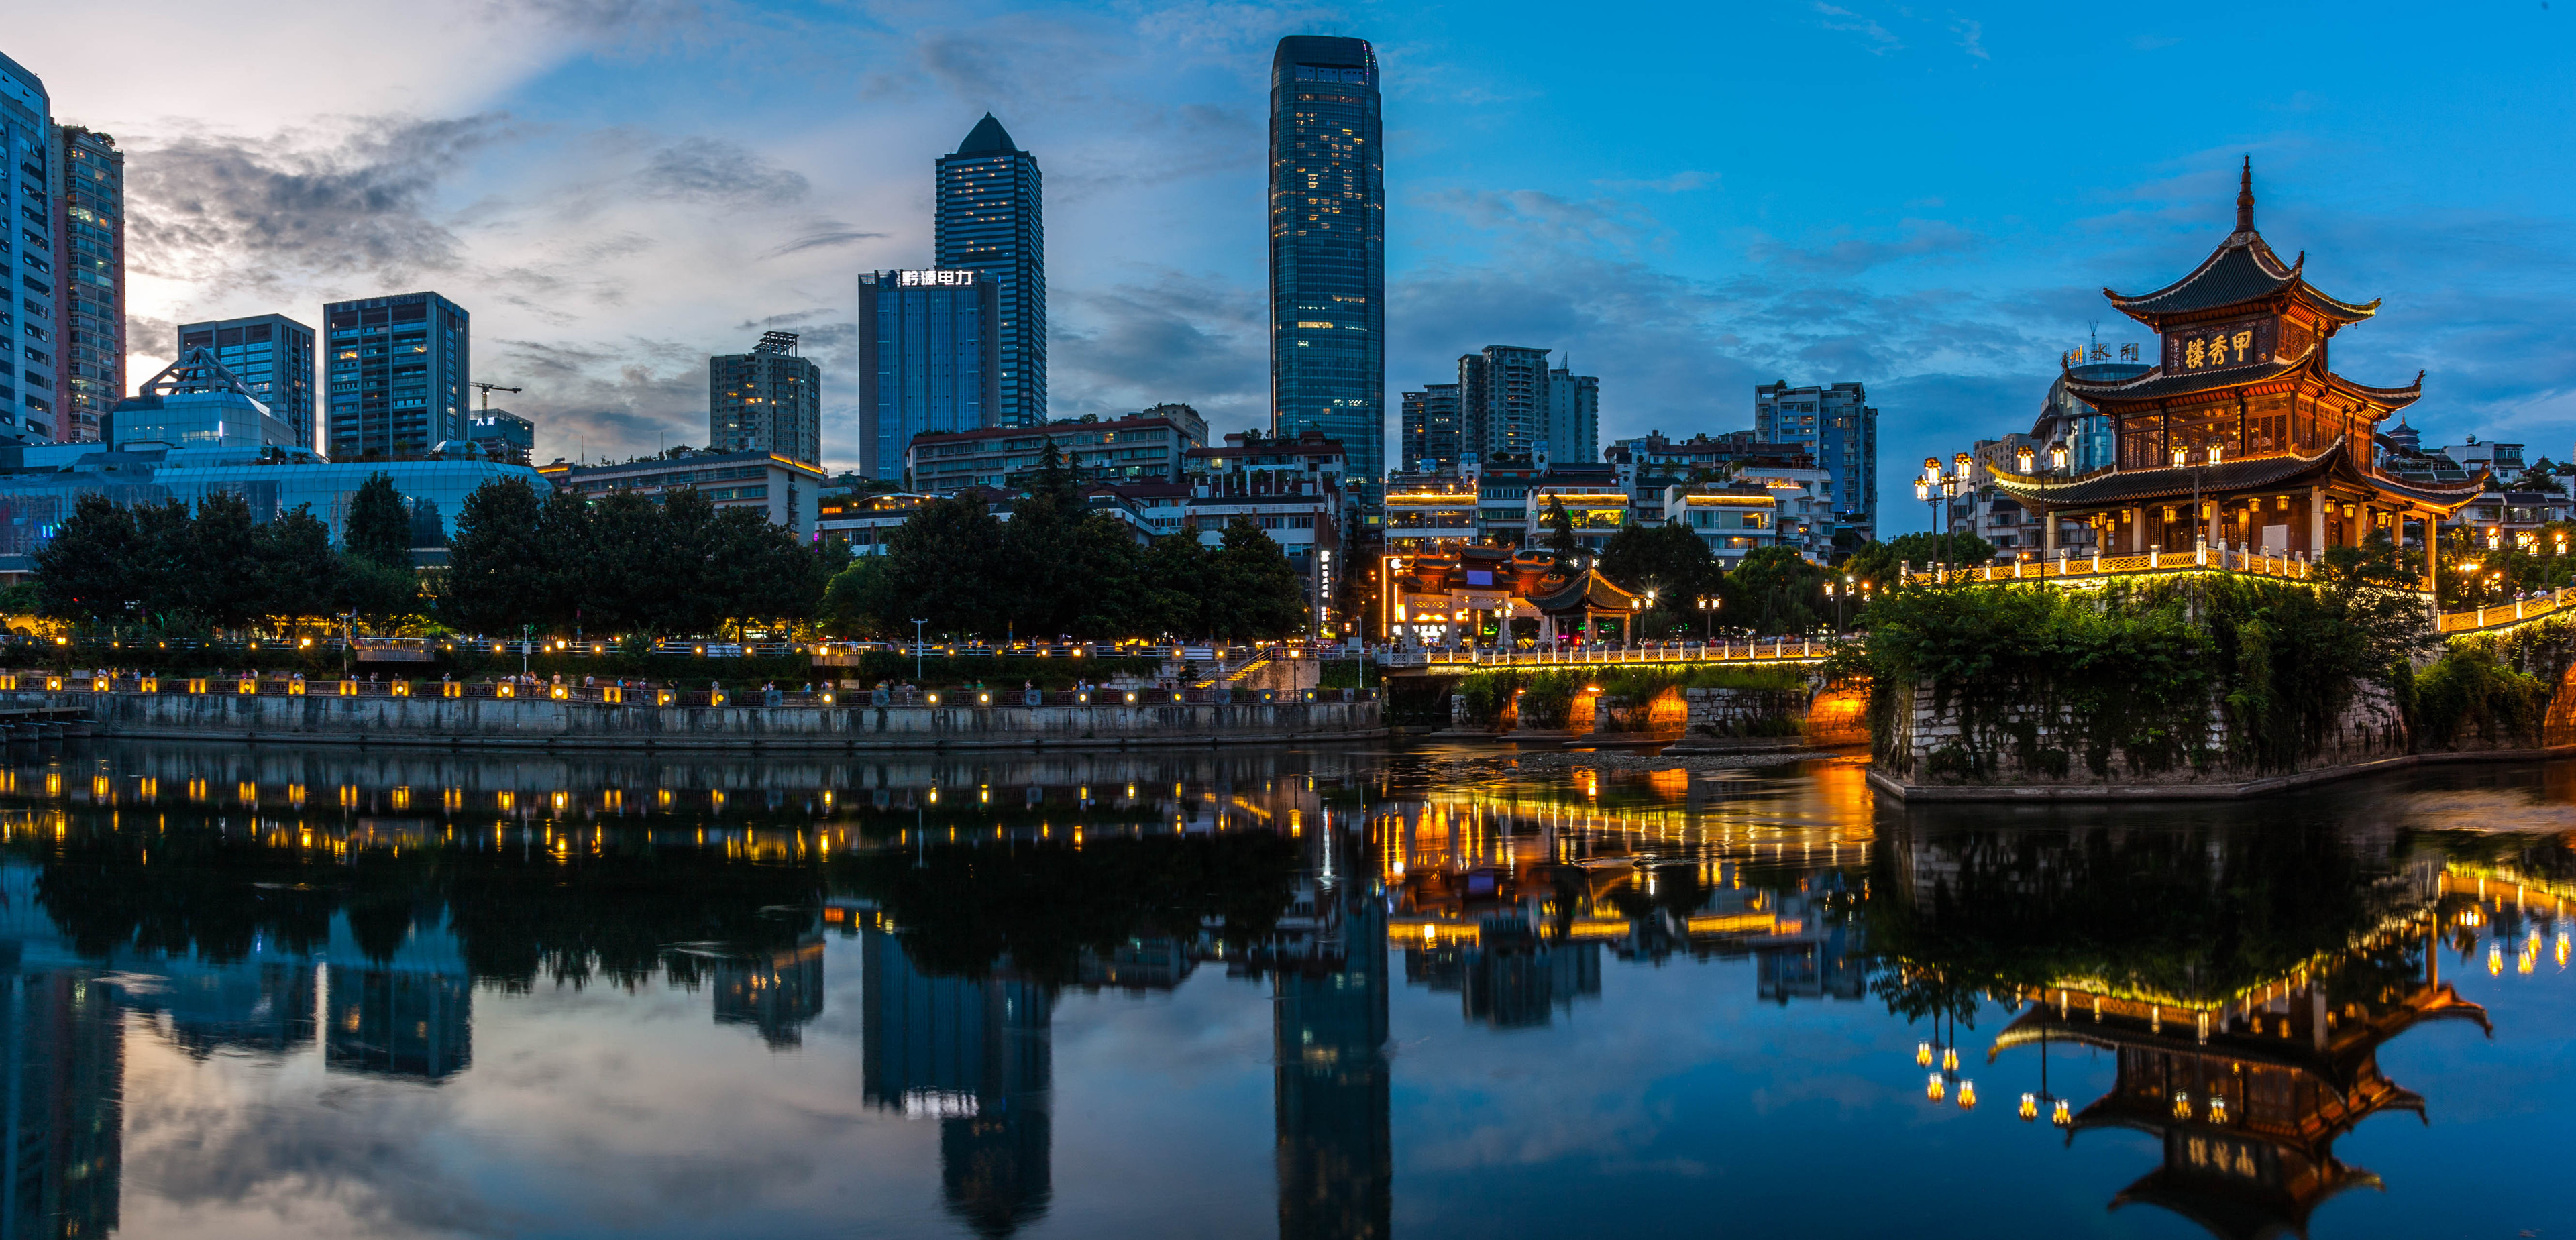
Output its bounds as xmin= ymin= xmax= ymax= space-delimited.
xmin=15 ymin=1 xmax=2575 ymax=522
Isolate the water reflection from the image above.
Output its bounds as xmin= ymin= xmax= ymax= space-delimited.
xmin=0 ymin=740 xmax=2563 ymax=1237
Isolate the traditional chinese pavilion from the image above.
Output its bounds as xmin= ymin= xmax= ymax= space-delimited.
xmin=1988 ymin=162 xmax=2483 ymax=583
xmin=1386 ymin=546 xmax=1642 ymax=644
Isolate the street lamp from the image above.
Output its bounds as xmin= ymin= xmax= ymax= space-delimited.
xmin=911 ymin=618 xmax=928 ymax=679
xmin=2048 ymin=441 xmax=2070 ymax=471
xmin=1697 ymin=596 xmax=1719 ymax=640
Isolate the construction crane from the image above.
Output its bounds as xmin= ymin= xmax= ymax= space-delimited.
xmin=470 ymin=381 xmax=522 ymax=412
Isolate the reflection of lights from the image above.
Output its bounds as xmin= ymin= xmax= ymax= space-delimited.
xmin=1957 ymin=1081 xmax=1975 ymax=1109
xmin=2489 ymin=944 xmax=2505 ymax=975
xmin=2518 ymin=951 xmax=2536 ymax=974
xmin=2051 ymin=1099 xmax=2071 ymax=1126
xmin=1941 ymin=1048 xmax=1959 ymax=1072
xmin=1916 ymin=1041 xmax=1933 ymax=1068
xmin=1926 ymin=1074 xmax=1945 ymax=1102
xmin=2018 ymin=1092 xmax=2037 ymax=1121
xmin=2208 ymin=1096 xmax=2229 ymax=1125
xmin=2171 ymin=1091 xmax=2192 ymax=1120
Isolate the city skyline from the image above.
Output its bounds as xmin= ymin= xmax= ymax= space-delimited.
xmin=1 ymin=4 xmax=2570 ymax=522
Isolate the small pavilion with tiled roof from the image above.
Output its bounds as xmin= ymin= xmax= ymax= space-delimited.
xmin=1984 ymin=161 xmax=2483 ymax=586
xmin=1387 ymin=547 xmax=1643 ymax=645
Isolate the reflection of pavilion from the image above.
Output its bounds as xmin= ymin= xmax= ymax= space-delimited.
xmin=714 ymin=935 xmax=826 ymax=1048
xmin=860 ymin=930 xmax=1052 ymax=1238
xmin=1992 ymin=935 xmax=2487 ymax=1240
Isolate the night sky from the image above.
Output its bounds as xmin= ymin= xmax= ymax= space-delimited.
xmin=14 ymin=1 xmax=2571 ymax=523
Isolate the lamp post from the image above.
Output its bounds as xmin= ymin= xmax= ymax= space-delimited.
xmin=1697 ymin=596 xmax=1719 ymax=641
xmin=911 ymin=618 xmax=928 ymax=680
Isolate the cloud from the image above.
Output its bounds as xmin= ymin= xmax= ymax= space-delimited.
xmin=1419 ymin=188 xmax=1658 ymax=251
xmin=1596 ymin=171 xmax=1718 ymax=194
xmin=1051 ymin=268 xmax=1268 ymax=433
xmin=1950 ymin=17 xmax=1989 ymax=60
xmin=125 ymin=113 xmax=513 ymax=293
xmin=758 ymin=223 xmax=888 ymax=261
xmin=633 ymin=136 xmax=810 ymax=205
xmin=1813 ymin=3 xmax=1902 ymax=53
xmin=1746 ymin=220 xmax=1984 ymax=275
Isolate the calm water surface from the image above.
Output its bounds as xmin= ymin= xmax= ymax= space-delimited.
xmin=0 ymin=740 xmax=2569 ymax=1239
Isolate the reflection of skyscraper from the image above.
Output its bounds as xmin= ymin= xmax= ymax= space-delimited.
xmin=861 ymin=930 xmax=1051 ymax=1237
xmin=1403 ymin=918 xmax=1601 ymax=1029
xmin=1274 ymin=842 xmax=1390 ymax=1240
xmin=0 ymin=971 xmax=123 ymax=1240
xmin=714 ymin=936 xmax=825 ymax=1048
xmin=153 ymin=960 xmax=318 ymax=1056
xmin=325 ymin=966 xmax=472 ymax=1082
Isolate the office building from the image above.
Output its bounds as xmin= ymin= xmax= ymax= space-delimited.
xmin=1458 ymin=345 xmax=1549 ymax=462
xmin=467 ymin=410 xmax=534 ymax=464
xmin=178 ymin=315 xmax=318 ymax=449
xmin=1754 ymin=380 xmax=1878 ymax=543
xmin=49 ymin=125 xmax=121 ymax=443
xmin=859 ymin=268 xmax=1000 ymax=482
xmin=105 ymin=348 xmax=297 ymax=451
xmin=1399 ymin=383 xmax=1460 ymax=471
xmin=936 ymin=115 xmax=1045 ymax=427
xmin=0 ymin=52 xmax=54 ymax=438
xmin=1270 ymin=36 xmax=1386 ymax=487
xmin=710 ymin=331 xmax=822 ymax=465
xmin=1546 ymin=363 xmax=1599 ymax=463
xmin=539 ymin=449 xmax=825 ymax=536
xmin=323 ymin=292 xmax=471 ymax=459
xmin=905 ymin=411 xmax=1203 ymax=494
xmin=1183 ymin=429 xmax=1350 ymax=630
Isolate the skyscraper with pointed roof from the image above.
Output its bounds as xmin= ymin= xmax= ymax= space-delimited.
xmin=936 ymin=115 xmax=1045 ymax=427
xmin=1270 ymin=36 xmax=1386 ymax=492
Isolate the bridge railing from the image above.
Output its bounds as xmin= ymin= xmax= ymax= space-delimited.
xmin=2438 ymin=588 xmax=2576 ymax=635
xmin=1902 ymin=544 xmax=2322 ymax=587
xmin=1377 ymin=637 xmax=1848 ymax=669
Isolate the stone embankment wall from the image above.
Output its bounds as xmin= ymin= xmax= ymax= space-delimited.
xmin=8 ymin=690 xmax=1381 ymax=751
xmin=1872 ymin=677 xmax=2424 ymax=797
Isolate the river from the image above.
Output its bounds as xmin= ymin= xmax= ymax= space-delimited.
xmin=0 ymin=738 xmax=2566 ymax=1239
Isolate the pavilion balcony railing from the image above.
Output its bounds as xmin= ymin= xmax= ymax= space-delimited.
xmin=1900 ymin=543 xmax=2325 ymax=587
xmin=2437 ymin=588 xmax=2576 ymax=635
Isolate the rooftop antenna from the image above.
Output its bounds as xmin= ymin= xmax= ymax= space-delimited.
xmin=471 ymin=381 xmax=522 ymax=412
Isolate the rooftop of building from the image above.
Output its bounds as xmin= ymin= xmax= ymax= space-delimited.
xmin=542 ymin=449 xmax=826 ymax=479
xmin=912 ymin=412 xmax=1197 ymax=449
xmin=955 ymin=113 xmax=1019 ymax=155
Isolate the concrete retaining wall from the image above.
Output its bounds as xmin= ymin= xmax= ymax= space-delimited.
xmin=5 ymin=690 xmax=1383 ymax=751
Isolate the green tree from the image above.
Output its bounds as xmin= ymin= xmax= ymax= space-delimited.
xmin=1544 ymin=496 xmax=1580 ymax=560
xmin=1206 ymin=518 xmax=1307 ymax=640
xmin=876 ymin=492 xmax=1005 ymax=637
xmin=1721 ymin=545 xmax=1827 ymax=635
xmin=31 ymin=494 xmax=140 ymax=625
xmin=708 ymin=506 xmax=827 ymax=631
xmin=1137 ymin=530 xmax=1213 ymax=637
xmin=1841 ymin=531 xmax=1999 ymax=594
xmin=820 ymin=555 xmax=891 ymax=637
xmin=181 ymin=492 xmax=264 ymax=628
xmin=343 ymin=473 xmax=412 ymax=568
xmin=253 ymin=505 xmax=343 ymax=622
xmin=655 ymin=486 xmax=725 ymax=636
xmin=442 ymin=477 xmax=550 ymax=634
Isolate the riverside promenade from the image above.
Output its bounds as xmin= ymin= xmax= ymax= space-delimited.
xmin=0 ymin=676 xmax=1383 ymax=750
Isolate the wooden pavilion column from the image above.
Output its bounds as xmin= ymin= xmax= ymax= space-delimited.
xmin=2127 ymin=506 xmax=2144 ymax=555
xmin=2307 ymin=486 xmax=2326 ymax=556
xmin=2421 ymin=512 xmax=2438 ymax=589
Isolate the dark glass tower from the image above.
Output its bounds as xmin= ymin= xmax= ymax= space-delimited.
xmin=50 ymin=125 xmax=123 ymax=445
xmin=936 ymin=115 xmax=1045 ymax=428
xmin=858 ymin=268 xmax=1000 ymax=482
xmin=322 ymin=291 xmax=470 ymax=459
xmin=1269 ymin=36 xmax=1385 ymax=490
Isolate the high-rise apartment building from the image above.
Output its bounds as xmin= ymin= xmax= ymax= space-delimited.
xmin=1458 ymin=345 xmax=1550 ymax=463
xmin=48 ymin=125 xmax=121 ymax=443
xmin=1269 ymin=36 xmax=1386 ymax=488
xmin=858 ymin=268 xmax=1000 ymax=482
xmin=323 ymin=292 xmax=470 ymax=459
xmin=1754 ymin=380 xmax=1878 ymax=541
xmin=710 ymin=331 xmax=822 ymax=465
xmin=935 ymin=115 xmax=1044 ymax=427
xmin=0 ymin=52 xmax=55 ymax=439
xmin=1400 ymin=383 xmax=1461 ymax=470
xmin=178 ymin=315 xmax=317 ymax=449
xmin=1546 ymin=364 xmax=1599 ymax=463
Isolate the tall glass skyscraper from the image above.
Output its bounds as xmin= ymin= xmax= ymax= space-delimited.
xmin=178 ymin=314 xmax=318 ymax=450
xmin=857 ymin=269 xmax=999 ymax=482
xmin=49 ymin=124 xmax=122 ymax=444
xmin=0 ymin=51 xmax=56 ymax=439
xmin=1270 ymin=36 xmax=1385 ymax=490
xmin=322 ymin=292 xmax=470 ymax=460
xmin=935 ymin=115 xmax=1044 ymax=427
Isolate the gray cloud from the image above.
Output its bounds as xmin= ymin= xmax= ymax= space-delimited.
xmin=127 ymin=114 xmax=513 ymax=293
xmin=1746 ymin=220 xmax=1984 ymax=275
xmin=633 ymin=136 xmax=810 ymax=205
xmin=1051 ymin=269 xmax=1268 ymax=433
xmin=758 ymin=223 xmax=885 ymax=261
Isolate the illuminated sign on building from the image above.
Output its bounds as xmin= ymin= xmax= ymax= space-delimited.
xmin=896 ymin=270 xmax=977 ymax=288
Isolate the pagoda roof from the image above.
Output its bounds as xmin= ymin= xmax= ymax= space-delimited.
xmin=1984 ymin=437 xmax=2485 ymax=513
xmin=2109 ymin=1156 xmax=2383 ymax=1240
xmin=2104 ymin=162 xmax=2380 ymax=329
xmin=1527 ymin=569 xmax=1640 ymax=616
xmin=2062 ymin=341 xmax=2422 ymax=414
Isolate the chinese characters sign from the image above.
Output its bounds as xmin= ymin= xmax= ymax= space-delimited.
xmin=896 ymin=270 xmax=977 ymax=287
xmin=2162 ymin=315 xmax=2276 ymax=374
